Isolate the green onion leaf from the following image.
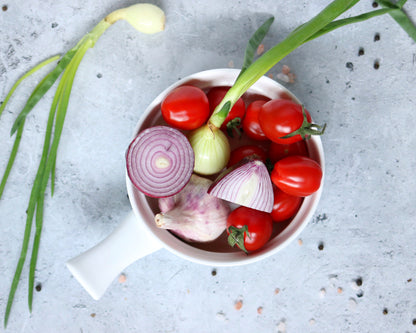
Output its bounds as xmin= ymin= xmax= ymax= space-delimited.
xmin=304 ymin=7 xmax=399 ymax=43
xmin=232 ymin=0 xmax=362 ymax=97
xmin=0 ymin=56 xmax=60 ymax=200
xmin=209 ymin=0 xmax=362 ymax=128
xmin=376 ymin=0 xmax=405 ymax=9
xmin=0 ymin=122 xmax=24 ymax=199
xmin=28 ymin=40 xmax=91 ymax=312
xmin=28 ymin=194 xmax=44 ymax=312
xmin=377 ymin=0 xmax=416 ymax=42
xmin=210 ymin=0 xmax=416 ymax=129
xmin=0 ymin=57 xmax=62 ymax=200
xmin=237 ymin=16 xmax=274 ymax=80
xmin=4 ymin=36 xmax=93 ymax=330
xmin=0 ymin=55 xmax=60 ymax=119
xmin=25 ymin=71 xmax=66 ymax=313
xmin=10 ymin=47 xmax=80 ymax=135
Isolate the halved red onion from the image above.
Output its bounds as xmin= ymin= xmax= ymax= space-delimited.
xmin=126 ymin=126 xmax=194 ymax=198
xmin=208 ymin=159 xmax=273 ymax=212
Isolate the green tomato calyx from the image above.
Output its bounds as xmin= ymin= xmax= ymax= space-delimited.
xmin=280 ymin=105 xmax=326 ymax=140
xmin=227 ymin=225 xmax=251 ymax=254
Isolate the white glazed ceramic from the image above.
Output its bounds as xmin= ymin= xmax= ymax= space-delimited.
xmin=66 ymin=68 xmax=325 ymax=300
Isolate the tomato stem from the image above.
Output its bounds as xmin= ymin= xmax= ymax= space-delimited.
xmin=280 ymin=106 xmax=326 ymax=140
xmin=227 ymin=225 xmax=250 ymax=253
xmin=225 ymin=117 xmax=242 ymax=138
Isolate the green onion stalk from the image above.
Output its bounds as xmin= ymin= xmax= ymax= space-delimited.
xmin=189 ymin=0 xmax=416 ymax=176
xmin=1 ymin=3 xmax=165 ymax=328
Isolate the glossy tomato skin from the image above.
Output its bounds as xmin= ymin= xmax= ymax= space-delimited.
xmin=269 ymin=140 xmax=308 ymax=164
xmin=227 ymin=206 xmax=273 ymax=252
xmin=271 ymin=155 xmax=322 ymax=197
xmin=242 ymin=100 xmax=268 ymax=140
xmin=228 ymin=145 xmax=267 ymax=167
xmin=161 ymin=85 xmax=210 ymax=130
xmin=271 ymin=186 xmax=303 ymax=222
xmin=259 ymin=99 xmax=312 ymax=144
xmin=207 ymin=87 xmax=245 ymax=131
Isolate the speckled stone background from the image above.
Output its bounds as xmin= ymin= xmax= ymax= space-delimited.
xmin=1 ymin=1 xmax=416 ymax=332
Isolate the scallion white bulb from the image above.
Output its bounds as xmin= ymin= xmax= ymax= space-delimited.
xmin=105 ymin=3 xmax=165 ymax=34
xmin=188 ymin=124 xmax=230 ymax=175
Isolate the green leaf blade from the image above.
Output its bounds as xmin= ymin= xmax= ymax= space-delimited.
xmin=0 ymin=55 xmax=60 ymax=119
xmin=209 ymin=0 xmax=362 ymax=128
xmin=0 ymin=122 xmax=25 ymax=199
xmin=10 ymin=48 xmax=79 ymax=135
xmin=238 ymin=16 xmax=274 ymax=78
xmin=383 ymin=3 xmax=416 ymax=41
xmin=4 ymin=39 xmax=92 ymax=328
xmin=26 ymin=42 xmax=91 ymax=312
xmin=28 ymin=195 xmax=44 ymax=312
xmin=305 ymin=7 xmax=398 ymax=43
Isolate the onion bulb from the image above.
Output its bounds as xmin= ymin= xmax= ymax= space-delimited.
xmin=126 ymin=126 xmax=194 ymax=198
xmin=187 ymin=124 xmax=230 ymax=175
xmin=155 ymin=174 xmax=230 ymax=242
xmin=105 ymin=3 xmax=165 ymax=34
xmin=208 ymin=159 xmax=273 ymax=212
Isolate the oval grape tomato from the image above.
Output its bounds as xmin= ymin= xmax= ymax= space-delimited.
xmin=271 ymin=155 xmax=322 ymax=197
xmin=161 ymin=85 xmax=210 ymax=130
xmin=271 ymin=186 xmax=302 ymax=222
xmin=269 ymin=140 xmax=308 ymax=164
xmin=259 ymin=99 xmax=312 ymax=144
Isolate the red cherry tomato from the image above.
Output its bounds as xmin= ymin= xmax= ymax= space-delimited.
xmin=227 ymin=206 xmax=273 ymax=252
xmin=161 ymin=85 xmax=210 ymax=130
xmin=207 ymin=87 xmax=245 ymax=131
xmin=271 ymin=155 xmax=322 ymax=197
xmin=228 ymin=145 xmax=267 ymax=167
xmin=259 ymin=99 xmax=312 ymax=144
xmin=271 ymin=186 xmax=303 ymax=222
xmin=242 ymin=100 xmax=268 ymax=140
xmin=269 ymin=140 xmax=308 ymax=164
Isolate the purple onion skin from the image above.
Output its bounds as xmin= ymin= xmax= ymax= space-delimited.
xmin=155 ymin=174 xmax=230 ymax=243
xmin=158 ymin=196 xmax=175 ymax=213
xmin=126 ymin=126 xmax=194 ymax=198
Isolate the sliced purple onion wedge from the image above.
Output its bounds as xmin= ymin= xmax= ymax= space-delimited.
xmin=126 ymin=126 xmax=194 ymax=198
xmin=208 ymin=159 xmax=273 ymax=212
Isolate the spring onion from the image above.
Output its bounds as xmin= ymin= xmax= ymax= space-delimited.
xmin=126 ymin=126 xmax=194 ymax=198
xmin=1 ymin=3 xmax=165 ymax=327
xmin=210 ymin=0 xmax=416 ymax=126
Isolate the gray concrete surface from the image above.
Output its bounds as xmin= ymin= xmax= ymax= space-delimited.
xmin=1 ymin=0 xmax=416 ymax=332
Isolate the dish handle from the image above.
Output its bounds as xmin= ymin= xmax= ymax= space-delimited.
xmin=66 ymin=211 xmax=162 ymax=300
